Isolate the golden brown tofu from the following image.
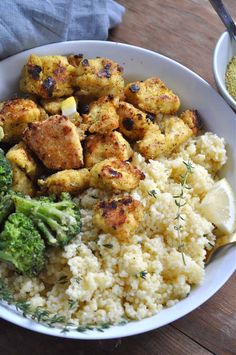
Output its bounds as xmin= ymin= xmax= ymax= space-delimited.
xmin=23 ymin=115 xmax=83 ymax=170
xmin=40 ymin=98 xmax=64 ymax=115
xmin=20 ymin=55 xmax=75 ymax=98
xmin=136 ymin=124 xmax=166 ymax=159
xmin=67 ymin=54 xmax=84 ymax=67
xmin=125 ymin=77 xmax=180 ymax=115
xmin=38 ymin=169 xmax=90 ymax=195
xmin=117 ymin=101 xmax=154 ymax=141
xmin=6 ymin=142 xmax=39 ymax=180
xmin=94 ymin=196 xmax=144 ymax=242
xmin=73 ymin=57 xmax=124 ymax=98
xmin=0 ymin=99 xmax=41 ymax=143
xmin=180 ymin=109 xmax=201 ymax=136
xmin=163 ymin=116 xmax=193 ymax=154
xmin=11 ymin=166 xmax=35 ymax=196
xmin=136 ymin=117 xmax=193 ymax=159
xmin=84 ymin=131 xmax=133 ymax=168
xmin=82 ymin=95 xmax=119 ymax=134
xmin=90 ymin=158 xmax=145 ymax=191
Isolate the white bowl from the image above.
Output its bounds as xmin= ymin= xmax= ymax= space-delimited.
xmin=0 ymin=41 xmax=236 ymax=340
xmin=213 ymin=30 xmax=236 ymax=110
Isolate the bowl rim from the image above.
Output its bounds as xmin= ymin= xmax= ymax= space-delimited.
xmin=213 ymin=30 xmax=236 ymax=110
xmin=0 ymin=39 xmax=236 ymax=340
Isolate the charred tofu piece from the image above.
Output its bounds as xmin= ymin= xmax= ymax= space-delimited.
xmin=94 ymin=196 xmax=144 ymax=242
xmin=6 ymin=142 xmax=39 ymax=180
xmin=74 ymin=57 xmax=124 ymax=98
xmin=180 ymin=109 xmax=201 ymax=136
xmin=136 ymin=124 xmax=166 ymax=159
xmin=20 ymin=55 xmax=75 ymax=98
xmin=0 ymin=99 xmax=41 ymax=143
xmin=163 ymin=116 xmax=193 ymax=154
xmin=90 ymin=158 xmax=145 ymax=191
xmin=23 ymin=115 xmax=83 ymax=170
xmin=38 ymin=168 xmax=90 ymax=195
xmin=84 ymin=131 xmax=133 ymax=168
xmin=40 ymin=98 xmax=65 ymax=115
xmin=82 ymin=95 xmax=119 ymax=134
xmin=124 ymin=77 xmax=180 ymax=115
xmin=117 ymin=101 xmax=154 ymax=141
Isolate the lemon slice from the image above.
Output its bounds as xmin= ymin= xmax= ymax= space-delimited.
xmin=200 ymin=178 xmax=236 ymax=234
xmin=61 ymin=96 xmax=77 ymax=117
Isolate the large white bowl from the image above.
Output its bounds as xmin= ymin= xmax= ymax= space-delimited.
xmin=0 ymin=41 xmax=236 ymax=340
xmin=213 ymin=30 xmax=236 ymax=110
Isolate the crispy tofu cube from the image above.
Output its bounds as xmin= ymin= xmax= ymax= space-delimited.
xmin=136 ymin=124 xmax=166 ymax=159
xmin=6 ymin=142 xmax=39 ymax=180
xmin=180 ymin=109 xmax=201 ymax=136
xmin=20 ymin=55 xmax=75 ymax=98
xmin=125 ymin=77 xmax=180 ymax=115
xmin=94 ymin=196 xmax=144 ymax=242
xmin=38 ymin=169 xmax=90 ymax=195
xmin=84 ymin=131 xmax=133 ymax=168
xmin=136 ymin=117 xmax=193 ymax=159
xmin=74 ymin=57 xmax=124 ymax=98
xmin=117 ymin=101 xmax=153 ymax=140
xmin=90 ymin=158 xmax=145 ymax=191
xmin=0 ymin=99 xmax=41 ymax=143
xmin=11 ymin=166 xmax=35 ymax=196
xmin=82 ymin=95 xmax=119 ymax=134
xmin=23 ymin=115 xmax=83 ymax=170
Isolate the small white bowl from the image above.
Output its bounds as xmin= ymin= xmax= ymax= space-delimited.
xmin=213 ymin=31 xmax=236 ymax=110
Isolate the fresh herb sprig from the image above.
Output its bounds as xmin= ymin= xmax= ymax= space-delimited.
xmin=173 ymin=160 xmax=194 ymax=265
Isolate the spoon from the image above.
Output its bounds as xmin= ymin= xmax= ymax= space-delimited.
xmin=205 ymin=232 xmax=236 ymax=265
xmin=209 ymin=0 xmax=236 ymax=42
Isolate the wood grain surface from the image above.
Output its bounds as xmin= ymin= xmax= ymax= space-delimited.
xmin=1 ymin=1 xmax=236 ymax=354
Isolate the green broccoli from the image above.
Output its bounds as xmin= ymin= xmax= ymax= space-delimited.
xmin=0 ymin=192 xmax=14 ymax=225
xmin=0 ymin=213 xmax=46 ymax=276
xmin=0 ymin=148 xmax=13 ymax=192
xmin=14 ymin=192 xmax=81 ymax=247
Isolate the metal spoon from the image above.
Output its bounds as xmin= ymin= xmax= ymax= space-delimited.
xmin=209 ymin=0 xmax=236 ymax=42
xmin=205 ymin=232 xmax=236 ymax=265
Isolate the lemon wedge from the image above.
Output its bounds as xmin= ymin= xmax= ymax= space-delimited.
xmin=61 ymin=96 xmax=77 ymax=117
xmin=200 ymin=178 xmax=236 ymax=234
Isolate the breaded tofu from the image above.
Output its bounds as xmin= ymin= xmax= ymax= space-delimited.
xmin=0 ymin=99 xmax=41 ymax=143
xmin=20 ymin=55 xmax=75 ymax=98
xmin=124 ymin=77 xmax=180 ymax=115
xmin=136 ymin=124 xmax=166 ymax=159
xmin=40 ymin=98 xmax=65 ymax=115
xmin=6 ymin=142 xmax=39 ymax=180
xmin=90 ymin=158 xmax=145 ymax=191
xmin=10 ymin=166 xmax=35 ymax=196
xmin=84 ymin=131 xmax=133 ymax=168
xmin=180 ymin=109 xmax=201 ymax=136
xmin=38 ymin=169 xmax=90 ymax=195
xmin=94 ymin=196 xmax=144 ymax=242
xmin=23 ymin=115 xmax=83 ymax=170
xmin=73 ymin=57 xmax=124 ymax=98
xmin=117 ymin=101 xmax=154 ymax=141
xmin=82 ymin=95 xmax=119 ymax=134
xmin=136 ymin=117 xmax=193 ymax=159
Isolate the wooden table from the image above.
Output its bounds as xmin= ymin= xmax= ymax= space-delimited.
xmin=1 ymin=1 xmax=236 ymax=354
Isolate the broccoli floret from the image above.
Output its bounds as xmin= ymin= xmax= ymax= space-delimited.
xmin=14 ymin=193 xmax=81 ymax=247
xmin=0 ymin=192 xmax=14 ymax=226
xmin=0 ymin=148 xmax=13 ymax=193
xmin=0 ymin=213 xmax=45 ymax=276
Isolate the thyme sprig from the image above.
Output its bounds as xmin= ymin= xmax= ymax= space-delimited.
xmin=173 ymin=160 xmax=194 ymax=265
xmin=148 ymin=190 xmax=158 ymax=198
xmin=0 ymin=279 xmax=128 ymax=333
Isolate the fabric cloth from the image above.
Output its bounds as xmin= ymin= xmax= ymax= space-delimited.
xmin=0 ymin=0 xmax=125 ymax=60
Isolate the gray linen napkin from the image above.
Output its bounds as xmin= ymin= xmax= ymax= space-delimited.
xmin=0 ymin=0 xmax=125 ymax=60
